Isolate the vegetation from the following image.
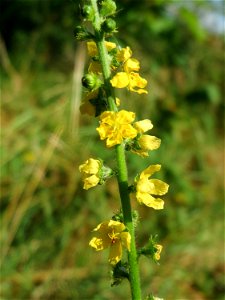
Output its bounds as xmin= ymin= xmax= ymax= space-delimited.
xmin=1 ymin=0 xmax=224 ymax=299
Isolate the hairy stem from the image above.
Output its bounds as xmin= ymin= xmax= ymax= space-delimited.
xmin=90 ymin=1 xmax=142 ymax=299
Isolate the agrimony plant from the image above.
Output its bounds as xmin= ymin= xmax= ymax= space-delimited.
xmin=76 ymin=1 xmax=169 ymax=299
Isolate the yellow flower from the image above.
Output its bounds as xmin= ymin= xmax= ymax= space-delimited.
xmin=88 ymin=61 xmax=102 ymax=74
xmin=133 ymin=135 xmax=161 ymax=157
xmin=87 ymin=41 xmax=117 ymax=57
xmin=116 ymin=46 xmax=132 ymax=62
xmin=111 ymin=46 xmax=148 ymax=94
xmin=79 ymin=158 xmax=101 ymax=190
xmin=135 ymin=164 xmax=169 ymax=209
xmin=89 ymin=220 xmax=131 ymax=265
xmin=110 ymin=72 xmax=148 ymax=94
xmin=96 ymin=110 xmax=137 ymax=147
xmin=130 ymin=119 xmax=161 ymax=157
xmin=154 ymin=244 xmax=163 ymax=261
xmin=80 ymin=90 xmax=99 ymax=116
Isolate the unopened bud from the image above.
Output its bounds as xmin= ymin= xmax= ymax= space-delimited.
xmin=100 ymin=0 xmax=117 ymax=17
xmin=81 ymin=5 xmax=95 ymax=21
xmin=82 ymin=73 xmax=102 ymax=90
xmin=102 ymin=18 xmax=117 ymax=33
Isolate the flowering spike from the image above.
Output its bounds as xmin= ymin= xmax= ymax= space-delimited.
xmin=78 ymin=1 xmax=169 ymax=298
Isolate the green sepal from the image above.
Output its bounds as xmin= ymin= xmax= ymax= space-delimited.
xmin=74 ymin=26 xmax=94 ymax=41
xmin=137 ymin=235 xmax=161 ymax=264
xmin=111 ymin=261 xmax=129 ymax=286
xmin=112 ymin=210 xmax=123 ymax=223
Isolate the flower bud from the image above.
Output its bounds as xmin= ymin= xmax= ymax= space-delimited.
xmin=137 ymin=235 xmax=162 ymax=263
xmin=102 ymin=18 xmax=117 ymax=33
xmin=81 ymin=5 xmax=95 ymax=21
xmin=82 ymin=73 xmax=102 ymax=90
xmin=100 ymin=0 xmax=117 ymax=17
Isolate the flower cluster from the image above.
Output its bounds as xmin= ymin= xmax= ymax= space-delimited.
xmin=79 ymin=41 xmax=148 ymax=115
xmin=110 ymin=46 xmax=148 ymax=94
xmin=77 ymin=0 xmax=169 ymax=283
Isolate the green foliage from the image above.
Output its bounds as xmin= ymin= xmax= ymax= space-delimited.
xmin=1 ymin=0 xmax=224 ymax=299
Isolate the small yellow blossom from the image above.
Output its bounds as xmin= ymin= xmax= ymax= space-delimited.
xmin=87 ymin=41 xmax=117 ymax=57
xmin=154 ymin=244 xmax=163 ymax=261
xmin=111 ymin=46 xmax=148 ymax=94
xmin=110 ymin=72 xmax=148 ymax=94
xmin=88 ymin=61 xmax=102 ymax=74
xmin=96 ymin=110 xmax=138 ymax=147
xmin=116 ymin=46 xmax=132 ymax=62
xmin=135 ymin=164 xmax=169 ymax=209
xmin=131 ymin=119 xmax=161 ymax=157
xmin=133 ymin=135 xmax=161 ymax=157
xmin=89 ymin=220 xmax=131 ymax=265
xmin=79 ymin=158 xmax=101 ymax=190
xmin=80 ymin=90 xmax=99 ymax=116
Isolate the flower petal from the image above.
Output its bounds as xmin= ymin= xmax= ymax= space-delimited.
xmin=117 ymin=46 xmax=132 ymax=62
xmin=120 ymin=232 xmax=131 ymax=251
xmin=88 ymin=61 xmax=102 ymax=74
xmin=148 ymin=179 xmax=169 ymax=195
xmin=87 ymin=41 xmax=98 ymax=56
xmin=108 ymin=241 xmax=122 ymax=265
xmin=79 ymin=158 xmax=101 ymax=174
xmin=117 ymin=110 xmax=136 ymax=124
xmin=83 ymin=175 xmax=100 ymax=190
xmin=134 ymin=119 xmax=153 ymax=133
xmin=89 ymin=236 xmax=110 ymax=251
xmin=136 ymin=192 xmax=164 ymax=209
xmin=108 ymin=220 xmax=126 ymax=232
xmin=129 ymin=73 xmax=147 ymax=89
xmin=124 ymin=58 xmax=140 ymax=73
xmin=110 ymin=72 xmax=129 ymax=88
xmin=138 ymin=135 xmax=161 ymax=150
xmin=140 ymin=164 xmax=161 ymax=179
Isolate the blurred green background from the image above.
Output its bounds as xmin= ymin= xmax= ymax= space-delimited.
xmin=0 ymin=0 xmax=224 ymax=299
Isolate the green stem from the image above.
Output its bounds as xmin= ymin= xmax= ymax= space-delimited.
xmin=90 ymin=1 xmax=142 ymax=299
xmin=115 ymin=144 xmax=142 ymax=300
xmin=90 ymin=0 xmax=117 ymax=112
